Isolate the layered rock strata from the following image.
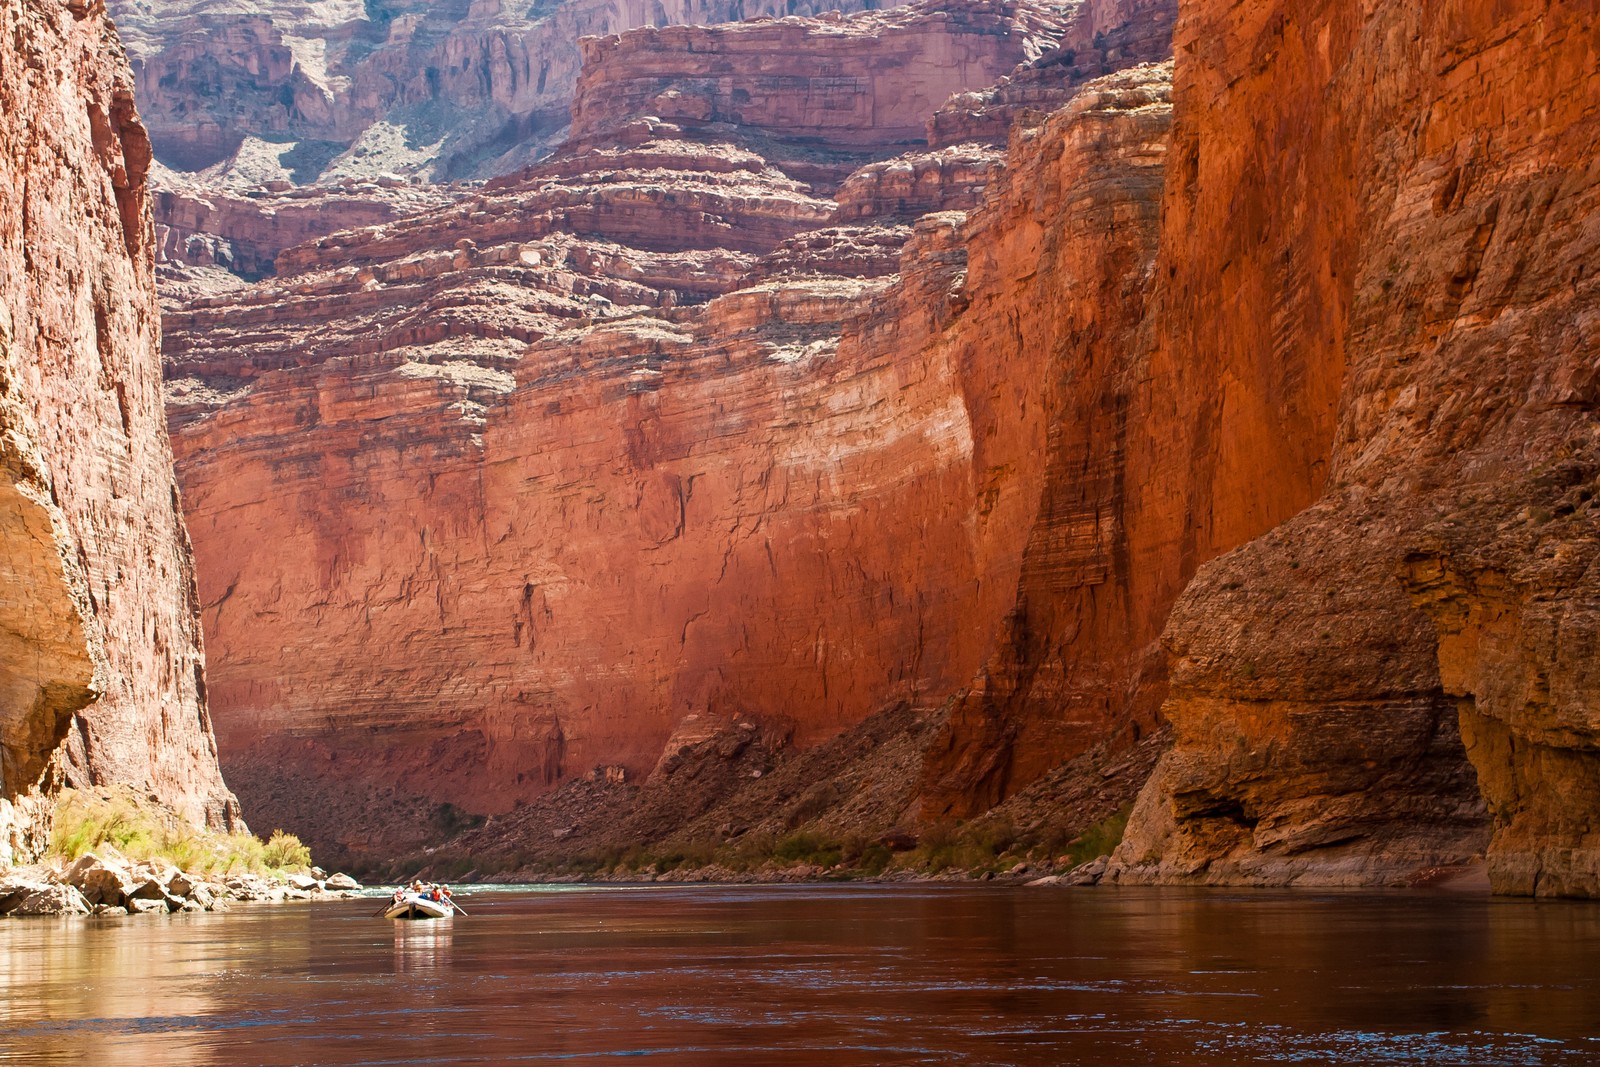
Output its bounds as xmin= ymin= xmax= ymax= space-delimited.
xmin=153 ymin=166 xmax=456 ymax=282
xmin=1107 ymin=0 xmax=1597 ymax=893
xmin=157 ymin=0 xmax=1600 ymax=898
xmin=928 ymin=0 xmax=1172 ymax=146
xmin=0 ymin=0 xmax=237 ymax=863
xmin=163 ymin=0 xmax=1117 ymax=856
xmin=568 ymin=1 xmax=1069 ymax=169
xmin=109 ymin=0 xmax=909 ymax=182
xmin=918 ymin=60 xmax=1175 ymax=819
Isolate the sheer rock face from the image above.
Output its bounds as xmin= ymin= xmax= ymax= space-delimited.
xmin=163 ymin=0 xmax=1125 ymax=841
xmin=109 ymin=0 xmax=907 ymax=183
xmin=1107 ymin=0 xmax=1597 ymax=891
xmin=927 ymin=0 xmax=1173 ymax=147
xmin=0 ymin=0 xmax=238 ymax=863
xmin=914 ymin=65 xmax=1175 ymax=817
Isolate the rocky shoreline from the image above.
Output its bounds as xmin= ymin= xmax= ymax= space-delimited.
xmin=0 ymin=849 xmax=363 ymax=918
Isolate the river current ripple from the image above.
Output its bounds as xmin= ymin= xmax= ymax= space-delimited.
xmin=1 ymin=885 xmax=1596 ymax=1065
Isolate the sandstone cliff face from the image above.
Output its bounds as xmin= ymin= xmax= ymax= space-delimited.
xmin=110 ymin=0 xmax=907 ymax=182
xmin=569 ymin=1 xmax=1067 ymax=164
xmin=912 ymin=65 xmax=1173 ymax=817
xmin=1108 ymin=0 xmax=1598 ymax=892
xmin=162 ymin=0 xmax=1114 ymax=853
xmin=153 ymin=167 xmax=455 ymax=282
xmin=0 ymin=0 xmax=237 ymax=863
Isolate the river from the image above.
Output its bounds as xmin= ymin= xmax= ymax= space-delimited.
xmin=1 ymin=885 xmax=1597 ymax=1065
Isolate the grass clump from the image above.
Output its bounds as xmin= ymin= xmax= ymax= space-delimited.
xmin=1061 ymin=805 xmax=1132 ymax=867
xmin=772 ymin=831 xmax=842 ymax=868
xmin=47 ymin=787 xmax=315 ymax=876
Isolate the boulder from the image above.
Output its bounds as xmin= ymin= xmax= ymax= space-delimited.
xmin=92 ymin=904 xmax=129 ymax=917
xmin=285 ymin=873 xmax=320 ymax=892
xmin=1063 ymin=856 xmax=1110 ymax=886
xmin=127 ymin=878 xmax=182 ymax=911
xmin=8 ymin=884 xmax=91 ymax=916
xmin=324 ymin=873 xmax=361 ymax=891
xmin=65 ymin=852 xmax=137 ymax=906
xmin=126 ymin=898 xmax=169 ymax=915
xmin=0 ymin=874 xmax=58 ymax=915
xmin=224 ymin=874 xmax=272 ymax=900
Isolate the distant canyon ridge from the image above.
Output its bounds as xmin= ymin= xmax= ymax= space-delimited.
xmin=110 ymin=0 xmax=911 ymax=183
xmin=91 ymin=0 xmax=1600 ymax=893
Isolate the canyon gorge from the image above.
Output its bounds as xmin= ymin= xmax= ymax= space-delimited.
xmin=163 ymin=0 xmax=1599 ymax=894
xmin=1 ymin=0 xmax=1593 ymax=900
xmin=1 ymin=0 xmax=237 ymax=863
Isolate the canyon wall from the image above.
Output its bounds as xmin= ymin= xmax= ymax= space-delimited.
xmin=1108 ymin=0 xmax=1597 ymax=892
xmin=159 ymin=0 xmax=1598 ymax=895
xmin=164 ymin=0 xmax=1118 ymax=860
xmin=0 ymin=0 xmax=238 ymax=863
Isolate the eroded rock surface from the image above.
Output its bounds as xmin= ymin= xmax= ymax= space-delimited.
xmin=163 ymin=0 xmax=1181 ymax=866
xmin=110 ymin=0 xmax=910 ymax=182
xmin=1107 ymin=0 xmax=1598 ymax=892
xmin=161 ymin=0 xmax=1597 ymax=896
xmin=0 ymin=0 xmax=238 ymax=863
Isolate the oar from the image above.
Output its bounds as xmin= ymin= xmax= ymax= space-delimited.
xmin=448 ymin=897 xmax=469 ymax=916
xmin=373 ymin=888 xmax=413 ymax=917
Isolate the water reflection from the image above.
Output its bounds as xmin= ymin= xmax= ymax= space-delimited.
xmin=393 ymin=917 xmax=453 ymax=973
xmin=0 ymin=912 xmax=231 ymax=1066
xmin=0 ymin=887 xmax=1597 ymax=1066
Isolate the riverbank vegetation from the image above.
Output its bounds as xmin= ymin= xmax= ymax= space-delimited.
xmin=380 ymin=805 xmax=1135 ymax=886
xmin=47 ymin=787 xmax=314 ymax=876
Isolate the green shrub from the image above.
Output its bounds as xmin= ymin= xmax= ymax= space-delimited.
xmin=855 ymin=844 xmax=892 ymax=876
xmin=767 ymin=832 xmax=844 ymax=868
xmin=46 ymin=787 xmax=318 ymax=875
xmin=1062 ymin=805 xmax=1133 ymax=867
xmin=262 ymin=830 xmax=313 ymax=870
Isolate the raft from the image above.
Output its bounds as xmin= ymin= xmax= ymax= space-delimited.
xmin=383 ymin=892 xmax=455 ymax=920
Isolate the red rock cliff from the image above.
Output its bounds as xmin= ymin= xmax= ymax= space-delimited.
xmin=1107 ymin=0 xmax=1598 ymax=892
xmin=0 ymin=0 xmax=238 ymax=862
xmin=162 ymin=0 xmax=1098 ymax=853
xmin=162 ymin=0 xmax=1598 ymax=896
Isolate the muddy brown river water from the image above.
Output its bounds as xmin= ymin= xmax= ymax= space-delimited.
xmin=1 ymin=884 xmax=1597 ymax=1065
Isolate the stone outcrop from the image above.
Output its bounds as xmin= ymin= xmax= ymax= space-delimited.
xmin=928 ymin=0 xmax=1173 ymax=147
xmin=567 ymin=1 xmax=1069 ymax=170
xmin=0 ymin=0 xmax=238 ymax=863
xmin=1106 ymin=0 xmax=1598 ymax=893
xmin=109 ymin=0 xmax=910 ymax=182
xmin=916 ymin=61 xmax=1173 ymax=819
xmin=153 ymin=166 xmax=456 ymax=281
